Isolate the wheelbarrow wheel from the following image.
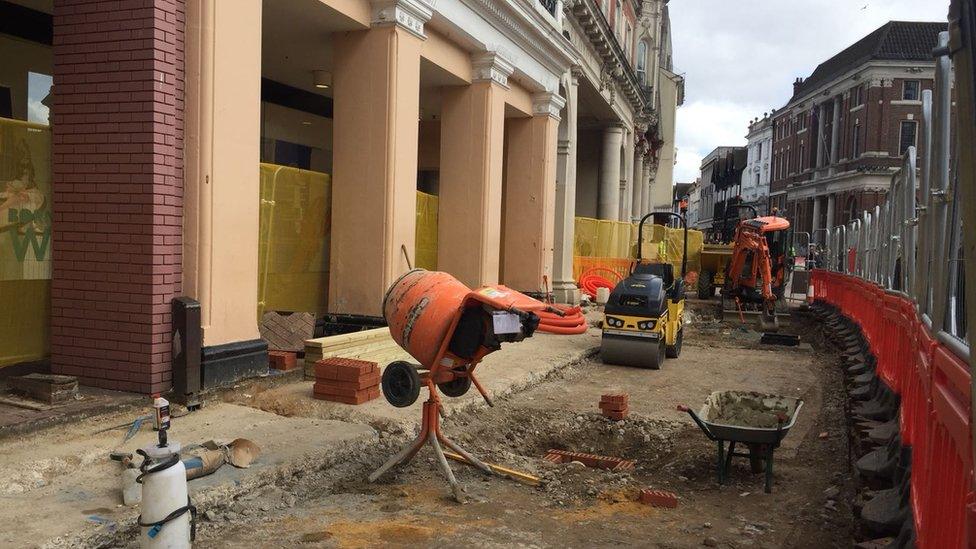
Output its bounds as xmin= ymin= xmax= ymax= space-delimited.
xmin=382 ymin=361 xmax=421 ymax=408
xmin=437 ymin=369 xmax=471 ymax=398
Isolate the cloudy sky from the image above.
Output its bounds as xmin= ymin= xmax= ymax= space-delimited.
xmin=669 ymin=0 xmax=950 ymax=183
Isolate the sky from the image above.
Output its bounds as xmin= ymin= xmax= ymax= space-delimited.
xmin=668 ymin=0 xmax=950 ymax=183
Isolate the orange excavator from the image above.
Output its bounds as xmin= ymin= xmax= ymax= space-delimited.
xmin=720 ymin=213 xmax=792 ymax=329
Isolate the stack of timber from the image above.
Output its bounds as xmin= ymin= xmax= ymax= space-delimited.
xmin=303 ymin=328 xmax=412 ymax=379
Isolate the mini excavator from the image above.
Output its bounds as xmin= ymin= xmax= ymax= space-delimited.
xmin=720 ymin=213 xmax=792 ymax=329
xmin=600 ymin=212 xmax=688 ymax=370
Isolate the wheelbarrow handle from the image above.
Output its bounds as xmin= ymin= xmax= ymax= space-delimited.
xmin=677 ymin=404 xmax=717 ymax=441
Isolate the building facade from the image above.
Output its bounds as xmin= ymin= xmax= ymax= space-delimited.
xmin=694 ymin=145 xmax=737 ymax=232
xmin=0 ymin=0 xmax=682 ymax=393
xmin=740 ymin=114 xmax=773 ymax=213
xmin=769 ymin=21 xmax=943 ymax=242
xmin=1 ymin=0 xmax=581 ymax=392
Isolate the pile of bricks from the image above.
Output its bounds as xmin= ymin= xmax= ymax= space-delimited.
xmin=542 ymin=449 xmax=635 ymax=471
xmin=600 ymin=393 xmax=629 ymax=421
xmin=312 ymin=358 xmax=381 ymax=405
xmin=268 ymin=350 xmax=298 ymax=371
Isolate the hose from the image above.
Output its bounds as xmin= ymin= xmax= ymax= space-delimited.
xmin=578 ymin=267 xmax=623 ymax=299
xmin=535 ymin=304 xmax=587 ymax=335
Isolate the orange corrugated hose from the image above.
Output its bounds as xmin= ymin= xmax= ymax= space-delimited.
xmin=536 ymin=304 xmax=587 ymax=335
xmin=578 ymin=267 xmax=623 ymax=299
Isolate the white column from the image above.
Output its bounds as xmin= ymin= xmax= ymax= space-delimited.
xmin=552 ymin=69 xmax=580 ymax=303
xmin=631 ymin=148 xmax=644 ymax=220
xmin=826 ymin=193 xmax=836 ymax=232
xmin=619 ymin=129 xmax=633 ymax=221
xmin=642 ymin=161 xmax=653 ymax=215
xmin=812 ymin=195 xmax=823 ymax=239
xmin=816 ymin=102 xmax=827 ymax=169
xmin=599 ymin=124 xmax=624 ymax=220
xmin=829 ymin=97 xmax=841 ymax=174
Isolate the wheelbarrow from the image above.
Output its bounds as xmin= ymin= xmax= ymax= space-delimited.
xmin=678 ymin=390 xmax=803 ymax=493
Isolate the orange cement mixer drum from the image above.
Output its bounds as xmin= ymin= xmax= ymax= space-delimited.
xmin=383 ymin=269 xmax=472 ymax=368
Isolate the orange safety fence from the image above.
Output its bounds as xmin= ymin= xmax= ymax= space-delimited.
xmin=810 ymin=269 xmax=974 ymax=548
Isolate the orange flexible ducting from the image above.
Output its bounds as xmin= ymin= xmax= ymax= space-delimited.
xmin=578 ymin=267 xmax=623 ymax=299
xmin=536 ymin=304 xmax=587 ymax=335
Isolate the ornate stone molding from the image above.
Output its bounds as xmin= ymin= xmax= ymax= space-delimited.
xmin=371 ymin=0 xmax=434 ymax=39
xmin=472 ymin=51 xmax=515 ymax=88
xmin=532 ymin=92 xmax=566 ymax=119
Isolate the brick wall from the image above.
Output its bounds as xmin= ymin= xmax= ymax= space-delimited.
xmin=51 ymin=0 xmax=185 ymax=393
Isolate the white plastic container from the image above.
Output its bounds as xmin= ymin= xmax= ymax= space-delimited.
xmin=595 ymin=287 xmax=611 ymax=305
xmin=140 ymin=442 xmax=191 ymax=548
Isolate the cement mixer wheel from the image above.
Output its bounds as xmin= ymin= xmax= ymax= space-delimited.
xmin=437 ymin=370 xmax=472 ymax=398
xmin=382 ymin=361 xmax=422 ymax=408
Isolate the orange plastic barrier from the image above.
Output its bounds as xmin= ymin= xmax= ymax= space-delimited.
xmin=809 ymin=269 xmax=974 ymax=548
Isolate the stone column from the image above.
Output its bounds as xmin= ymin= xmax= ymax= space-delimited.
xmin=330 ymin=1 xmax=430 ymax=315
xmin=552 ymin=69 xmax=581 ymax=304
xmin=829 ymin=97 xmax=841 ymax=174
xmin=642 ymin=161 xmax=653 ymax=215
xmin=599 ymin=124 xmax=624 ymax=220
xmin=811 ymin=195 xmax=823 ymax=238
xmin=815 ymin=102 xmax=827 ymax=169
xmin=826 ymin=193 xmax=836 ymax=232
xmin=619 ymin=129 xmax=633 ymax=221
xmin=501 ymin=92 xmax=564 ymax=292
xmin=631 ymin=148 xmax=645 ymax=220
xmin=437 ymin=52 xmax=511 ymax=288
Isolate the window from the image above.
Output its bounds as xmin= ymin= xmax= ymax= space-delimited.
xmin=902 ymin=80 xmax=920 ymax=101
xmin=852 ymin=124 xmax=861 ymax=158
xmin=636 ymin=41 xmax=648 ymax=84
xmin=27 ymin=72 xmax=53 ymax=126
xmin=851 ymin=86 xmax=863 ymax=107
xmin=786 ymin=147 xmax=791 ymax=174
xmin=899 ymin=120 xmax=917 ymax=155
xmin=799 ymin=144 xmax=805 ymax=171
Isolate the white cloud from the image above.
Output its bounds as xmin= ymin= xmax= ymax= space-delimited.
xmin=669 ymin=0 xmax=950 ymax=183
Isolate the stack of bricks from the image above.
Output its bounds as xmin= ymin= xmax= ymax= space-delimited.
xmin=312 ymin=358 xmax=381 ymax=405
xmin=600 ymin=393 xmax=629 ymax=421
xmin=268 ymin=351 xmax=298 ymax=371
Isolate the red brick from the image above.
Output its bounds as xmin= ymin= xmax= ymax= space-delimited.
xmin=602 ymin=409 xmax=629 ymax=421
xmin=599 ymin=401 xmax=629 ymax=413
xmin=312 ymin=386 xmax=381 ymax=405
xmin=601 ymin=393 xmax=629 ymax=405
xmin=313 ymin=373 xmax=381 ymax=391
xmin=639 ymin=489 xmax=678 ymax=509
xmin=268 ymin=351 xmax=298 ymax=371
xmin=313 ymin=381 xmax=381 ymax=399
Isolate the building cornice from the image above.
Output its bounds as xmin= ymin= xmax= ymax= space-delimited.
xmin=564 ymin=0 xmax=647 ymax=114
xmin=532 ymin=91 xmax=567 ymax=119
xmin=779 ymin=60 xmax=937 ymax=113
xmin=472 ymin=51 xmax=515 ymax=88
xmin=455 ymin=0 xmax=580 ymax=91
xmin=371 ymin=0 xmax=434 ymax=39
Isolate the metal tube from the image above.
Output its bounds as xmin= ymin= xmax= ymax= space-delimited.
xmin=929 ymin=31 xmax=953 ymax=332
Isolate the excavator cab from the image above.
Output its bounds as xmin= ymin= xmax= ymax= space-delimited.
xmin=600 ymin=212 xmax=688 ymax=370
xmin=720 ymin=214 xmax=792 ymax=328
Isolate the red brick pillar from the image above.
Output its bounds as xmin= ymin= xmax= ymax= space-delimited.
xmin=51 ymin=0 xmax=185 ymax=393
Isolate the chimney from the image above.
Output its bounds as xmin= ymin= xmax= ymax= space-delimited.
xmin=793 ymin=77 xmax=804 ymax=95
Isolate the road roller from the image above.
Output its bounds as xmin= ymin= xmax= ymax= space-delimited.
xmin=601 ymin=211 xmax=688 ymax=369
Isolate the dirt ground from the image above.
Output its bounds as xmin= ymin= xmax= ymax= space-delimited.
xmin=180 ymin=302 xmax=855 ymax=549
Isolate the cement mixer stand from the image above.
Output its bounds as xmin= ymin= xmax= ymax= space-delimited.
xmin=368 ymin=380 xmax=493 ymax=502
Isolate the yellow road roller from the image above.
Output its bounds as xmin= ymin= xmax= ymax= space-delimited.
xmin=600 ymin=212 xmax=688 ymax=369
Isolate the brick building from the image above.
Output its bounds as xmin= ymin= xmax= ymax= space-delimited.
xmin=768 ymin=21 xmax=944 ymax=241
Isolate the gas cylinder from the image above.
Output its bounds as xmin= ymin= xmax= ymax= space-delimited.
xmin=383 ymin=269 xmax=472 ymax=368
xmin=139 ymin=441 xmax=192 ymax=548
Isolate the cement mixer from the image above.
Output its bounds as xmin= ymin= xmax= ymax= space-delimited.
xmin=369 ymin=269 xmax=576 ymax=501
